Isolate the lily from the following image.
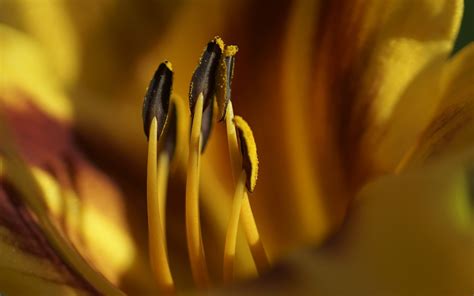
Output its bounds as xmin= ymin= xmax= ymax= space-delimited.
xmin=1 ymin=0 xmax=473 ymax=295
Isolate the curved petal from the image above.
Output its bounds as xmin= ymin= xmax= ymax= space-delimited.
xmin=14 ymin=0 xmax=79 ymax=85
xmin=0 ymin=180 xmax=94 ymax=295
xmin=371 ymin=44 xmax=474 ymax=175
xmin=222 ymin=149 xmax=474 ymax=295
xmin=406 ymin=43 xmax=474 ymax=168
xmin=0 ymin=26 xmax=140 ymax=292
xmin=248 ymin=0 xmax=464 ymax=254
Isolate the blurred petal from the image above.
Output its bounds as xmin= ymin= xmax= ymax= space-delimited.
xmin=407 ymin=43 xmax=474 ymax=167
xmin=256 ymin=0 xmax=464 ymax=254
xmin=351 ymin=0 xmax=463 ymax=178
xmin=14 ymin=0 xmax=79 ymax=85
xmin=371 ymin=45 xmax=474 ymax=176
xmin=0 ymin=25 xmax=139 ymax=291
xmin=0 ymin=179 xmax=94 ymax=295
xmin=0 ymin=25 xmax=72 ymax=120
xmin=224 ymin=149 xmax=474 ymax=295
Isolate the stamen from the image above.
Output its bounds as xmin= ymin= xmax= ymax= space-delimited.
xmin=223 ymin=92 xmax=269 ymax=275
xmin=185 ymin=93 xmax=210 ymax=288
xmin=223 ymin=115 xmax=262 ymax=282
xmin=189 ymin=37 xmax=223 ymax=116
xmin=142 ymin=61 xmax=175 ymax=292
xmin=146 ymin=117 xmax=174 ymax=292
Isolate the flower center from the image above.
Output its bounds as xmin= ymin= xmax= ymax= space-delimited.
xmin=142 ymin=37 xmax=269 ymax=291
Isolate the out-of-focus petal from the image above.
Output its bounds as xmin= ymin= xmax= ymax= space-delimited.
xmin=371 ymin=45 xmax=474 ymax=176
xmin=14 ymin=0 xmax=79 ymax=85
xmin=222 ymin=149 xmax=474 ymax=295
xmin=0 ymin=25 xmax=72 ymax=121
xmin=254 ymin=0 xmax=464 ymax=255
xmin=0 ymin=25 xmax=139 ymax=291
xmin=406 ymin=43 xmax=474 ymax=167
xmin=0 ymin=178 xmax=94 ymax=295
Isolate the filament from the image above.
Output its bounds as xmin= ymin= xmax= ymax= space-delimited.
xmin=185 ymin=93 xmax=210 ymax=288
xmin=225 ymin=102 xmax=270 ymax=274
xmin=147 ymin=117 xmax=174 ymax=292
xmin=223 ymin=171 xmax=246 ymax=283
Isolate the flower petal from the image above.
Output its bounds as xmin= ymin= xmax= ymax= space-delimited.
xmin=0 ymin=178 xmax=95 ymax=295
xmin=406 ymin=43 xmax=474 ymax=168
xmin=370 ymin=44 xmax=474 ymax=176
xmin=222 ymin=149 xmax=474 ymax=294
xmin=254 ymin=0 xmax=464 ymax=254
xmin=1 ymin=25 xmax=139 ymax=291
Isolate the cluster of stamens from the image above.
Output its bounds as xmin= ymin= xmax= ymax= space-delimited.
xmin=142 ymin=37 xmax=269 ymax=292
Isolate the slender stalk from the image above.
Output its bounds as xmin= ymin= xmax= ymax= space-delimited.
xmin=223 ymin=171 xmax=246 ymax=283
xmin=186 ymin=93 xmax=210 ymax=288
xmin=147 ymin=117 xmax=174 ymax=292
xmin=225 ymin=102 xmax=270 ymax=274
xmin=157 ymin=152 xmax=170 ymax=244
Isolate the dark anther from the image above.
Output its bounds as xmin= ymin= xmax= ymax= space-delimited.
xmin=237 ymin=128 xmax=253 ymax=192
xmin=162 ymin=102 xmax=178 ymax=160
xmin=200 ymin=99 xmax=214 ymax=153
xmin=189 ymin=37 xmax=223 ymax=115
xmin=143 ymin=61 xmax=173 ymax=140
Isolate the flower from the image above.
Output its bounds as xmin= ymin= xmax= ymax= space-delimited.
xmin=1 ymin=0 xmax=473 ymax=295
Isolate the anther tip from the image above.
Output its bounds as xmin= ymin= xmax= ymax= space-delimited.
xmin=213 ymin=36 xmax=225 ymax=51
xmin=224 ymin=45 xmax=239 ymax=57
xmin=164 ymin=60 xmax=173 ymax=71
xmin=143 ymin=61 xmax=173 ymax=140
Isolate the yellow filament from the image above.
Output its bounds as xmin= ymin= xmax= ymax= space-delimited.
xmin=185 ymin=93 xmax=210 ymax=288
xmin=147 ymin=117 xmax=174 ymax=292
xmin=225 ymin=103 xmax=270 ymax=274
xmin=223 ymin=171 xmax=246 ymax=283
xmin=158 ymin=152 xmax=170 ymax=241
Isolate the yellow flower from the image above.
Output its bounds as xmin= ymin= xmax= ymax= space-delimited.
xmin=0 ymin=0 xmax=473 ymax=295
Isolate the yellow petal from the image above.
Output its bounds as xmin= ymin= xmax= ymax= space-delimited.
xmin=14 ymin=0 xmax=79 ymax=85
xmin=0 ymin=25 xmax=72 ymax=121
xmin=226 ymin=149 xmax=474 ymax=294
xmin=275 ymin=0 xmax=465 ymax=252
xmin=0 ymin=228 xmax=92 ymax=296
xmin=407 ymin=43 xmax=474 ymax=167
xmin=0 ymin=183 xmax=93 ymax=295
xmin=0 ymin=94 xmax=137 ymax=290
xmin=371 ymin=45 xmax=474 ymax=176
xmin=359 ymin=0 xmax=463 ymax=174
